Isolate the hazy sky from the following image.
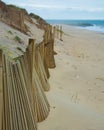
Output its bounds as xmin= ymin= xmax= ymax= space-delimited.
xmin=3 ymin=0 xmax=104 ymax=19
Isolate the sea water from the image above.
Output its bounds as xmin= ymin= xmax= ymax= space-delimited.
xmin=46 ymin=19 xmax=104 ymax=33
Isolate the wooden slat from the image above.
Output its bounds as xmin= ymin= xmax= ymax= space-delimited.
xmin=33 ymin=67 xmax=50 ymax=122
xmin=60 ymin=26 xmax=63 ymax=41
xmin=10 ymin=62 xmax=21 ymax=130
xmin=2 ymin=55 xmax=10 ymax=130
xmin=28 ymin=39 xmax=35 ymax=82
xmin=19 ymin=55 xmax=35 ymax=111
xmin=0 ymin=50 xmax=3 ymax=130
xmin=37 ymin=50 xmax=50 ymax=91
xmin=33 ymin=40 xmax=48 ymax=122
xmin=14 ymin=62 xmax=37 ymax=130
xmin=12 ymin=63 xmax=28 ymax=130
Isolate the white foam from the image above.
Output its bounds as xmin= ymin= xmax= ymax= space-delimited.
xmin=80 ymin=25 xmax=104 ymax=33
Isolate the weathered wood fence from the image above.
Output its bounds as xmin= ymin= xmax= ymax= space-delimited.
xmin=0 ymin=24 xmax=56 ymax=130
xmin=53 ymin=25 xmax=63 ymax=41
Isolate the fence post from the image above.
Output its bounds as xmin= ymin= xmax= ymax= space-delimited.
xmin=28 ymin=39 xmax=35 ymax=84
xmin=53 ymin=26 xmax=56 ymax=38
xmin=60 ymin=26 xmax=63 ymax=41
xmin=20 ymin=11 xmax=25 ymax=32
xmin=0 ymin=50 xmax=3 ymax=130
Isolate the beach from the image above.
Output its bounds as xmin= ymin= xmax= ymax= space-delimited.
xmin=0 ymin=1 xmax=104 ymax=129
xmin=0 ymin=22 xmax=104 ymax=130
xmin=38 ymin=25 xmax=104 ymax=130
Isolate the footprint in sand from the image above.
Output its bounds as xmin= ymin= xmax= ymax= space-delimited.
xmin=65 ymin=52 xmax=70 ymax=55
xmin=66 ymin=62 xmax=70 ymax=65
xmin=58 ymin=86 xmax=63 ymax=90
xmin=88 ymin=88 xmax=92 ymax=91
xmin=51 ymin=106 xmax=56 ymax=109
xmin=59 ymin=58 xmax=62 ymax=60
xmin=72 ymin=65 xmax=78 ymax=70
xmin=53 ymin=106 xmax=56 ymax=109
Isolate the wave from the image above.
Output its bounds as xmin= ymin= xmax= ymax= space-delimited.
xmin=67 ymin=22 xmax=104 ymax=33
xmin=67 ymin=22 xmax=94 ymax=27
xmin=78 ymin=24 xmax=104 ymax=33
xmin=76 ymin=23 xmax=94 ymax=27
xmin=46 ymin=19 xmax=104 ymax=33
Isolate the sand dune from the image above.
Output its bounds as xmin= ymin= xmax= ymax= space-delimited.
xmin=38 ymin=25 xmax=104 ymax=130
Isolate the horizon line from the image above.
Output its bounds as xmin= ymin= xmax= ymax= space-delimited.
xmin=45 ymin=19 xmax=104 ymax=20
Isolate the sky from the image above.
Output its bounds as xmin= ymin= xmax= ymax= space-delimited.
xmin=2 ymin=0 xmax=104 ymax=20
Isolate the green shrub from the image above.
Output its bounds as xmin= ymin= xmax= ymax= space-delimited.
xmin=8 ymin=30 xmax=13 ymax=34
xmin=14 ymin=36 xmax=22 ymax=43
xmin=8 ymin=4 xmax=25 ymax=11
xmin=16 ymin=47 xmax=24 ymax=53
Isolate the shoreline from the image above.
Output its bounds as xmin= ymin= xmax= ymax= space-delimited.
xmin=52 ymin=24 xmax=104 ymax=35
xmin=46 ymin=19 xmax=104 ymax=34
xmin=61 ymin=24 xmax=104 ymax=35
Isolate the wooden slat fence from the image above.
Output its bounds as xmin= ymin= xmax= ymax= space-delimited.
xmin=0 ymin=24 xmax=56 ymax=130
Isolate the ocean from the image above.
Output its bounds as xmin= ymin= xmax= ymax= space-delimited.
xmin=46 ymin=20 xmax=104 ymax=33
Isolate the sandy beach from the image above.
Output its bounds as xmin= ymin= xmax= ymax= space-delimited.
xmin=38 ymin=25 xmax=104 ymax=130
xmin=1 ymin=0 xmax=104 ymax=129
xmin=0 ymin=21 xmax=104 ymax=130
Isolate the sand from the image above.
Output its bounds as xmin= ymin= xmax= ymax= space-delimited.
xmin=38 ymin=25 xmax=104 ymax=130
xmin=0 ymin=22 xmax=104 ymax=130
